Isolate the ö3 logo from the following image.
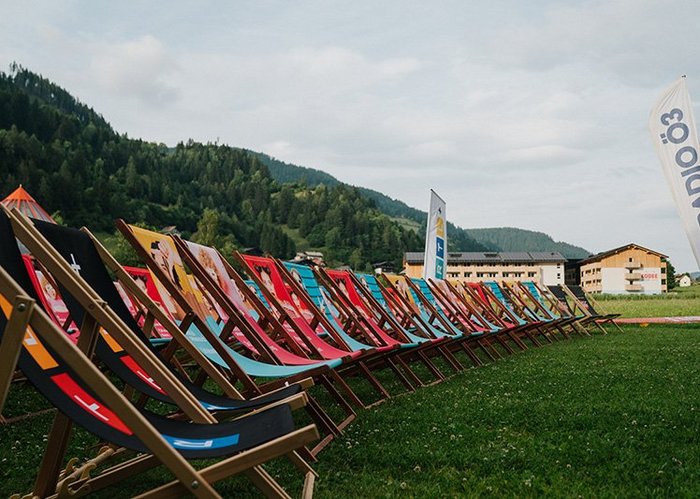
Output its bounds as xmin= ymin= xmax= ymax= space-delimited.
xmin=658 ymin=107 xmax=700 ymax=225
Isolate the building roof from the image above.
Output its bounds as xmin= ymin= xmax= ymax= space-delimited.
xmin=578 ymin=243 xmax=668 ymax=265
xmin=404 ymin=251 xmax=566 ymax=265
xmin=1 ymin=185 xmax=55 ymax=223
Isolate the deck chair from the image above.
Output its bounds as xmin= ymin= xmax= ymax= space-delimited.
xmin=547 ymin=285 xmax=610 ymax=334
xmin=317 ymin=268 xmax=449 ymax=385
xmin=500 ymin=282 xmax=572 ymax=341
xmin=279 ymin=261 xmax=422 ymax=392
xmin=355 ymin=272 xmax=468 ymax=373
xmin=424 ymin=278 xmax=526 ymax=357
xmin=462 ymin=282 xmax=546 ymax=348
xmin=564 ymin=285 xmax=623 ymax=333
xmin=184 ymin=246 xmax=397 ymax=408
xmin=239 ymin=253 xmax=449 ymax=399
xmin=515 ymin=282 xmax=590 ymax=337
xmin=116 ymin=221 xmax=360 ymax=454
xmin=14 ymin=217 xmax=309 ymax=417
xmin=379 ymin=274 xmax=485 ymax=367
xmin=0 ymin=215 xmax=318 ymax=499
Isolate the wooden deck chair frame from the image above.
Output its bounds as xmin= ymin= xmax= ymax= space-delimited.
xmin=433 ymin=278 xmax=524 ymax=356
xmin=272 ymin=257 xmax=423 ymax=398
xmin=319 ymin=268 xmax=449 ymax=384
xmin=426 ymin=279 xmax=524 ymax=357
xmin=499 ymin=282 xmax=567 ymax=341
xmin=115 ymin=220 xmax=360 ymax=452
xmin=562 ymin=285 xmax=623 ymax=333
xmin=355 ymin=272 xmax=466 ymax=373
xmin=21 ymin=220 xmax=312 ymax=418
xmin=455 ymin=281 xmax=543 ymax=349
xmin=526 ymin=281 xmax=591 ymax=337
xmin=375 ymin=274 xmax=482 ymax=369
xmin=380 ymin=274 xmax=485 ymax=367
xmin=545 ymin=284 xmax=604 ymax=334
xmin=313 ymin=266 xmax=440 ymax=388
xmin=0 ymin=224 xmax=319 ymax=498
xmin=514 ymin=282 xmax=590 ymax=338
xmin=308 ymin=266 xmax=426 ymax=390
xmin=234 ymin=252 xmax=409 ymax=405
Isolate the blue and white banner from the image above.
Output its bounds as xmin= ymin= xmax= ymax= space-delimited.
xmin=423 ymin=190 xmax=447 ymax=280
xmin=649 ymin=77 xmax=700 ymax=267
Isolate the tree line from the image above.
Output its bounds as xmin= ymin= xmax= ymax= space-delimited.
xmin=0 ymin=65 xmax=420 ymax=270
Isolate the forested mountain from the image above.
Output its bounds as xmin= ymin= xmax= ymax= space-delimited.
xmin=467 ymin=228 xmax=589 ymax=259
xmin=253 ymin=152 xmax=590 ymax=258
xmin=0 ymin=65 xmax=420 ymax=269
xmin=0 ymin=64 xmax=588 ymax=269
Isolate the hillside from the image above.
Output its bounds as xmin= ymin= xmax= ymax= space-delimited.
xmin=467 ymin=227 xmax=590 ymax=259
xmin=0 ymin=65 xmax=420 ymax=270
xmin=252 ymin=152 xmax=590 ymax=258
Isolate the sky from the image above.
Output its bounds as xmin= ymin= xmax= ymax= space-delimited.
xmin=2 ymin=0 xmax=700 ymax=272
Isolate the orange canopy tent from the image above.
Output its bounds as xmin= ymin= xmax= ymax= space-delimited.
xmin=1 ymin=185 xmax=56 ymax=223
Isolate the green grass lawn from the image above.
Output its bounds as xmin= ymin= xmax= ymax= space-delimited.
xmin=591 ymin=286 xmax=700 ymax=318
xmin=2 ymin=325 xmax=699 ymax=497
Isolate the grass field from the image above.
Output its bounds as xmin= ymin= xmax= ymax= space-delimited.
xmin=2 ymin=324 xmax=699 ymax=497
xmin=591 ymin=285 xmax=700 ymax=318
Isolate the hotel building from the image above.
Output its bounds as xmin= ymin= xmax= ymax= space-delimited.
xmin=578 ymin=243 xmax=668 ymax=294
xmin=403 ymin=251 xmax=566 ymax=286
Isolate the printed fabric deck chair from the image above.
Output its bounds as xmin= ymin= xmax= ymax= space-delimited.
xmin=317 ymin=268 xmax=450 ymax=385
xmin=483 ymin=281 xmax=560 ymax=345
xmin=0 ymin=212 xmax=319 ymax=499
xmin=546 ymin=285 xmax=610 ymax=334
xmin=183 ymin=244 xmax=398 ymax=408
xmin=116 ymin=221 xmax=360 ymax=454
xmin=266 ymin=255 xmax=432 ymax=396
xmin=564 ymin=285 xmax=623 ymax=333
xmin=278 ymin=260 xmax=422 ymax=393
xmin=355 ymin=272 xmax=470 ymax=372
xmin=237 ymin=253 xmax=427 ymax=402
xmin=381 ymin=274 xmax=490 ymax=367
xmin=515 ymin=281 xmax=590 ymax=338
xmin=11 ymin=215 xmax=310 ymax=419
xmin=500 ymin=281 xmax=573 ymax=340
xmin=461 ymin=282 xmax=546 ymax=348
xmin=424 ymin=278 xmax=526 ymax=357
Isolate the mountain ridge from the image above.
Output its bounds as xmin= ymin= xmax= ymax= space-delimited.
xmin=249 ymin=151 xmax=591 ymax=259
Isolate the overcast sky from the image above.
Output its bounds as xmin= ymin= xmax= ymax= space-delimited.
xmin=2 ymin=1 xmax=699 ymax=271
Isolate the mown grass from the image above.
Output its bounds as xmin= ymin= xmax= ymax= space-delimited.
xmin=590 ymin=291 xmax=700 ymax=318
xmin=2 ymin=325 xmax=699 ymax=497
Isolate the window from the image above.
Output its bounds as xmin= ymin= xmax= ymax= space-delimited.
xmin=662 ymin=279 xmax=666 ymax=285
xmin=463 ymin=272 xmax=472 ymax=278
xmin=557 ymin=273 xmax=561 ymax=279
xmin=476 ymin=272 xmax=484 ymax=278
xmin=528 ymin=272 xmax=536 ymax=278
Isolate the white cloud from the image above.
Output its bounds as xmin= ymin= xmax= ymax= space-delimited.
xmin=1 ymin=0 xmax=699 ymax=271
xmin=90 ymin=35 xmax=180 ymax=106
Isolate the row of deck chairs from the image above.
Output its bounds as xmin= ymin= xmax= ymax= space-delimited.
xmin=0 ymin=207 xmax=620 ymax=498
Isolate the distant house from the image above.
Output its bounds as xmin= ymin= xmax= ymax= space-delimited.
xmin=403 ymin=251 xmax=566 ymax=286
xmin=372 ymin=261 xmax=395 ymax=275
xmin=292 ymin=251 xmax=325 ymax=266
xmin=678 ymin=274 xmax=692 ymax=287
xmin=579 ymin=243 xmax=668 ymax=294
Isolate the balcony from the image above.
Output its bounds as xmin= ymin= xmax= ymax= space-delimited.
xmin=625 ymin=284 xmax=643 ymax=292
xmin=627 ymin=272 xmax=642 ymax=281
xmin=624 ymin=260 xmax=641 ymax=269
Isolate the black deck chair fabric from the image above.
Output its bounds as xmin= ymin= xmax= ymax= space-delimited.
xmin=567 ymin=285 xmax=621 ymax=320
xmin=0 ymin=216 xmax=298 ymax=459
xmin=9 ymin=215 xmax=301 ymax=411
xmin=547 ymin=285 xmax=579 ymax=316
